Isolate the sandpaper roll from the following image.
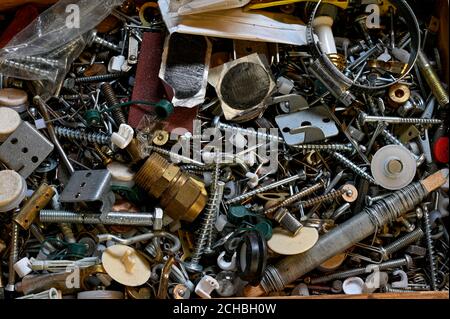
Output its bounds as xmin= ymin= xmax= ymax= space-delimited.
xmin=128 ymin=32 xmax=198 ymax=133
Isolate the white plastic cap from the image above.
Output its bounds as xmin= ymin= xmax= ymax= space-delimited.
xmin=14 ymin=257 xmax=32 ymax=278
xmin=0 ymin=107 xmax=21 ymax=142
xmin=215 ymin=214 xmax=228 ymax=232
xmin=107 ymin=161 xmax=135 ymax=188
xmin=217 ymin=251 xmax=237 ymax=271
xmin=111 ymin=124 xmax=134 ymax=149
xmin=342 ymin=277 xmax=365 ymax=295
xmin=277 ymin=76 xmax=294 ymax=95
xmin=0 ymin=170 xmax=27 ymax=213
xmin=229 ymin=132 xmax=247 ymax=149
xmin=195 ymin=275 xmax=220 ymax=299
xmin=246 ymin=172 xmax=259 ymax=189
xmin=108 ymin=55 xmax=126 ymax=73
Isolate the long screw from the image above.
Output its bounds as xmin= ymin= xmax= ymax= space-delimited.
xmin=101 ymin=82 xmax=127 ymax=125
xmin=327 ymin=151 xmax=376 ymax=184
xmin=308 ymin=255 xmax=413 ymax=284
xmin=213 ymin=116 xmax=284 ymax=144
xmin=147 ymin=145 xmax=205 ymax=167
xmin=8 ymin=55 xmax=60 ymax=67
xmin=0 ymin=58 xmax=51 ymax=77
xmin=265 ymin=181 xmax=324 ymax=216
xmin=224 ymin=173 xmax=305 ymax=205
xmin=54 ymin=126 xmax=111 ymax=145
xmin=184 ymin=181 xmax=225 ymax=273
xmin=359 ymin=112 xmax=443 ymax=125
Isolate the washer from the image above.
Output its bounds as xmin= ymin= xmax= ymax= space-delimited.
xmin=371 ymin=145 xmax=417 ymax=190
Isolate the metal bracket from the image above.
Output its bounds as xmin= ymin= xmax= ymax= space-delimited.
xmin=275 ymin=106 xmax=339 ymax=145
xmin=0 ymin=122 xmax=54 ymax=178
xmin=60 ymin=170 xmax=114 ymax=220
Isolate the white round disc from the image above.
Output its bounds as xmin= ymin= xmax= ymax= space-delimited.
xmin=268 ymin=227 xmax=319 ymax=255
xmin=371 ymin=145 xmax=416 ymax=190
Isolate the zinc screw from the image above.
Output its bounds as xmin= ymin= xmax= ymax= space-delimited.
xmin=359 ymin=112 xmax=443 ymax=126
xmin=54 ymin=126 xmax=111 ymax=145
xmin=74 ymin=73 xmax=127 ymax=84
xmin=327 ymin=151 xmax=376 ymax=184
xmin=40 ymin=210 xmax=155 ymax=226
xmin=87 ymin=30 xmax=121 ymax=52
xmin=379 ymin=227 xmax=424 ymax=260
xmin=293 ymin=143 xmax=353 ymax=152
xmin=6 ymin=217 xmax=19 ymax=292
xmin=422 ymin=206 xmax=438 ymax=290
xmin=380 ymin=129 xmax=425 ymax=166
xmin=0 ymin=58 xmax=51 ymax=77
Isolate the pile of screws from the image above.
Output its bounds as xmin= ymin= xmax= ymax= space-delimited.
xmin=0 ymin=0 xmax=448 ymax=300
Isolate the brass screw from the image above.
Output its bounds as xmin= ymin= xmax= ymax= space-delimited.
xmin=94 ymin=143 xmax=112 ymax=166
xmin=417 ymin=50 xmax=449 ymax=108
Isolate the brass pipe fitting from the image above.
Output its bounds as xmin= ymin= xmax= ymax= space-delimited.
xmin=135 ymin=153 xmax=207 ymax=222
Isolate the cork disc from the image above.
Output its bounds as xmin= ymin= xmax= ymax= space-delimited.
xmin=102 ymin=245 xmax=151 ymax=287
xmin=0 ymin=88 xmax=28 ymax=107
xmin=0 ymin=108 xmax=21 ymax=141
xmin=268 ymin=227 xmax=319 ymax=255
xmin=0 ymin=170 xmax=26 ymax=212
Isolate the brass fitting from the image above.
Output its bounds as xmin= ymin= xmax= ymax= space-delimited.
xmin=327 ymin=53 xmax=346 ymax=71
xmin=417 ymin=50 xmax=449 ymax=108
xmin=135 ymin=153 xmax=207 ymax=222
xmin=388 ymin=83 xmax=410 ymax=109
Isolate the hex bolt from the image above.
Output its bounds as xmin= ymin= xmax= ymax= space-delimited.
xmin=213 ymin=116 xmax=284 ymax=144
xmin=86 ymin=30 xmax=121 ymax=52
xmin=40 ymin=210 xmax=155 ymax=226
xmin=327 ymin=151 xmax=376 ymax=184
xmin=54 ymin=126 xmax=111 ymax=145
xmin=224 ymin=173 xmax=305 ymax=205
xmin=308 ymin=255 xmax=413 ymax=284
xmin=185 ymin=181 xmax=225 ymax=272
xmin=358 ymin=112 xmax=443 ymax=125
xmin=416 ymin=50 xmax=449 ymax=108
xmin=264 ymin=181 xmax=325 ymax=216
xmin=379 ymin=228 xmax=424 ymax=261
xmin=101 ymin=82 xmax=127 ymax=125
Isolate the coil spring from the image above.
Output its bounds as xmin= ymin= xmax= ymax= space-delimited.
xmin=101 ymin=82 xmax=127 ymax=125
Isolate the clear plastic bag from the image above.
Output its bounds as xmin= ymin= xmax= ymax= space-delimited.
xmin=0 ymin=0 xmax=124 ymax=93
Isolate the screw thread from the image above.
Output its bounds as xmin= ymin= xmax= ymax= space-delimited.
xmin=7 ymin=221 xmax=19 ymax=290
xmin=423 ymin=210 xmax=438 ymax=290
xmin=0 ymin=58 xmax=50 ymax=77
xmin=417 ymin=50 xmax=449 ymax=108
xmin=59 ymin=223 xmax=76 ymax=244
xmin=216 ymin=120 xmax=284 ymax=143
xmin=361 ymin=113 xmax=442 ymax=125
xmin=54 ymin=126 xmax=111 ymax=145
xmin=93 ymin=36 xmax=121 ymax=52
xmin=265 ymin=181 xmax=324 ymax=215
xmin=40 ymin=210 xmax=154 ymax=226
xmin=148 ymin=145 xmax=205 ymax=167
xmin=101 ymin=82 xmax=127 ymax=125
xmin=274 ymin=208 xmax=303 ymax=235
xmin=328 ymin=151 xmax=376 ymax=184
xmin=383 ymin=228 xmax=424 ymax=257
xmin=9 ymin=55 xmax=60 ymax=67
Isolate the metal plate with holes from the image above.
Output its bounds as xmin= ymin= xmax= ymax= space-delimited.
xmin=60 ymin=170 xmax=114 ymax=217
xmin=0 ymin=122 xmax=54 ymax=178
xmin=275 ymin=106 xmax=339 ymax=145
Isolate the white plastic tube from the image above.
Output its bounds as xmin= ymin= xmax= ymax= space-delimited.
xmin=312 ymin=16 xmax=337 ymax=55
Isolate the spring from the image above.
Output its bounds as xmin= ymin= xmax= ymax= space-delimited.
xmin=189 ymin=181 xmax=225 ymax=265
xmin=327 ymin=151 xmax=376 ymax=184
xmin=364 ymin=182 xmax=426 ymax=228
xmin=293 ymin=143 xmax=353 ymax=152
xmin=74 ymin=72 xmax=126 ymax=84
xmin=300 ymin=189 xmax=345 ymax=209
xmin=101 ymin=82 xmax=127 ymax=125
xmin=54 ymin=126 xmax=111 ymax=145
xmin=423 ymin=209 xmax=438 ymax=290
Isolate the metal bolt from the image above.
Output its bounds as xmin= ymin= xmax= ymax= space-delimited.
xmin=292 ymin=143 xmax=353 ymax=152
xmin=380 ymin=129 xmax=425 ymax=166
xmin=6 ymin=217 xmax=20 ymax=292
xmin=59 ymin=223 xmax=76 ymax=244
xmin=148 ymin=145 xmax=205 ymax=167
xmin=423 ymin=205 xmax=438 ymax=290
xmin=359 ymin=112 xmax=443 ymax=125
xmin=8 ymin=55 xmax=60 ymax=67
xmin=40 ymin=210 xmax=155 ymax=226
xmin=379 ymin=228 xmax=424 ymax=260
xmin=365 ymin=194 xmax=390 ymax=206
xmin=0 ymin=58 xmax=51 ymax=77
xmin=74 ymin=73 xmax=127 ymax=84
xmin=274 ymin=208 xmax=303 ymax=235
xmin=94 ymin=143 xmax=113 ymax=166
